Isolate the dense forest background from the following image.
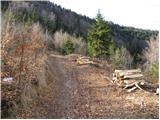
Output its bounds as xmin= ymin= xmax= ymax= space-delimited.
xmin=1 ymin=1 xmax=158 ymax=63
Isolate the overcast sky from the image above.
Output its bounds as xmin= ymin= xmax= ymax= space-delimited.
xmin=50 ymin=0 xmax=160 ymax=30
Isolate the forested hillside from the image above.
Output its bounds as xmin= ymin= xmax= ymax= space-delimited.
xmin=2 ymin=1 xmax=158 ymax=58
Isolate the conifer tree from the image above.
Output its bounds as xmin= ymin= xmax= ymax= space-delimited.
xmin=87 ymin=10 xmax=115 ymax=57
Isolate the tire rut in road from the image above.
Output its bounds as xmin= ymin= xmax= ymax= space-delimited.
xmin=48 ymin=56 xmax=79 ymax=118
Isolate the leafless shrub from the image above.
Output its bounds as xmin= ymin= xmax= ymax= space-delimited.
xmin=53 ymin=30 xmax=87 ymax=55
xmin=142 ymin=36 xmax=159 ymax=82
xmin=111 ymin=47 xmax=133 ymax=69
xmin=143 ymin=37 xmax=159 ymax=65
xmin=1 ymin=11 xmax=49 ymax=108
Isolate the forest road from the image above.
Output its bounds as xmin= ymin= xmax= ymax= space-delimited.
xmin=19 ymin=53 xmax=158 ymax=119
xmin=45 ymin=54 xmax=159 ymax=119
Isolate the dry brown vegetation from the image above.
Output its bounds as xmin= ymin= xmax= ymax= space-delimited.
xmin=143 ymin=36 xmax=158 ymax=65
xmin=53 ymin=30 xmax=87 ymax=55
xmin=1 ymin=11 xmax=49 ymax=118
xmin=110 ymin=47 xmax=133 ymax=69
xmin=142 ymin=36 xmax=159 ymax=84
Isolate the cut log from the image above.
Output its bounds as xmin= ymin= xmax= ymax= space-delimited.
xmin=135 ymin=82 xmax=145 ymax=91
xmin=114 ymin=69 xmax=141 ymax=73
xmin=82 ymin=59 xmax=90 ymax=63
xmin=123 ymin=79 xmax=145 ymax=84
xmin=77 ymin=60 xmax=93 ymax=65
xmin=156 ymin=88 xmax=159 ymax=95
xmin=77 ymin=57 xmax=94 ymax=65
xmin=114 ymin=69 xmax=142 ymax=78
xmin=119 ymin=72 xmax=141 ymax=77
xmin=122 ymin=74 xmax=143 ymax=79
xmin=113 ymin=69 xmax=142 ymax=80
xmin=127 ymin=86 xmax=138 ymax=92
xmin=79 ymin=56 xmax=90 ymax=59
xmin=112 ymin=76 xmax=117 ymax=81
xmin=123 ymin=81 xmax=138 ymax=89
xmin=123 ymin=80 xmax=144 ymax=89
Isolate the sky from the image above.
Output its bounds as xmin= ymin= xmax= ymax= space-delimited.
xmin=50 ymin=0 xmax=160 ymax=31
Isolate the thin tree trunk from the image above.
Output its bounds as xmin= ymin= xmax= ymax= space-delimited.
xmin=18 ymin=32 xmax=25 ymax=86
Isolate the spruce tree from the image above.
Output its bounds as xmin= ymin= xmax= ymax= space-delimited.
xmin=87 ymin=10 xmax=114 ymax=58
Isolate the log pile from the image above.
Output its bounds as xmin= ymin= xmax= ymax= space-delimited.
xmin=76 ymin=56 xmax=104 ymax=68
xmin=113 ymin=69 xmax=143 ymax=81
xmin=112 ymin=69 xmax=147 ymax=92
xmin=76 ymin=56 xmax=93 ymax=65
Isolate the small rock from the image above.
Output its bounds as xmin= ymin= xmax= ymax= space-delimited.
xmin=100 ymin=109 xmax=103 ymax=112
xmin=73 ymin=90 xmax=78 ymax=95
xmin=85 ymin=104 xmax=89 ymax=108
xmin=73 ymin=109 xmax=78 ymax=114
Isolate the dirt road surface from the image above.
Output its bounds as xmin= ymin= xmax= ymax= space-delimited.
xmin=18 ymin=54 xmax=159 ymax=119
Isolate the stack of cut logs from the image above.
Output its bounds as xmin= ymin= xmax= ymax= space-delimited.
xmin=76 ymin=56 xmax=94 ymax=65
xmin=76 ymin=56 xmax=103 ymax=67
xmin=112 ymin=69 xmax=146 ymax=92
